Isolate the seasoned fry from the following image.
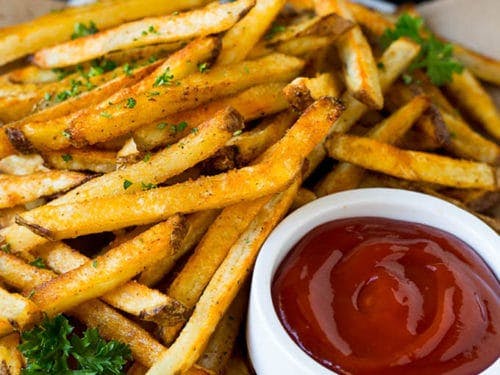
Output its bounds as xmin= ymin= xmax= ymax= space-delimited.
xmin=0 ymin=170 xmax=90 ymax=209
xmin=0 ymin=287 xmax=42 ymax=331
xmin=283 ymin=73 xmax=342 ymax=111
xmin=291 ymin=187 xmax=317 ymax=211
xmin=316 ymin=95 xmax=430 ymax=196
xmin=30 ymin=215 xmax=185 ymax=317
xmin=33 ymin=0 xmax=253 ymax=68
xmin=133 ymin=82 xmax=289 ymax=151
xmin=147 ymin=178 xmax=300 ymax=374
xmin=0 ymin=206 xmax=26 ymax=229
xmin=0 ymin=154 xmax=46 ymax=175
xmin=446 ymin=69 xmax=500 ymax=140
xmin=217 ymin=0 xmax=286 ymax=65
xmin=314 ymin=0 xmax=383 ymax=109
xmin=452 ymin=43 xmax=500 ymax=86
xmin=443 ymin=189 xmax=500 ymax=213
xmin=0 ymin=334 xmax=23 ymax=375
xmin=325 ymin=134 xmax=498 ymax=190
xmin=68 ymin=53 xmax=303 ymax=146
xmin=42 ymin=149 xmax=116 ymax=173
xmin=0 ymin=0 xmax=210 ymax=66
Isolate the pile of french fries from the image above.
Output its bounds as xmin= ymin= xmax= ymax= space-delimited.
xmin=0 ymin=0 xmax=499 ymax=373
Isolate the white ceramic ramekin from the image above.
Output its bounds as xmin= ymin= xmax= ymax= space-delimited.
xmin=247 ymin=188 xmax=500 ymax=375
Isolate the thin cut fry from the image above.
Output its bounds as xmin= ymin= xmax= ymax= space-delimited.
xmin=0 ymin=334 xmax=23 ymax=375
xmin=325 ymin=134 xmax=498 ymax=190
xmin=452 ymin=43 xmax=500 ymax=86
xmin=42 ymin=149 xmax=116 ymax=173
xmin=30 ymin=215 xmax=185 ymax=317
xmin=0 ymin=154 xmax=46 ymax=175
xmin=32 ymin=0 xmax=253 ymax=68
xmin=0 ymin=287 xmax=42 ymax=330
xmin=290 ymin=187 xmax=317 ymax=211
xmin=314 ymin=0 xmax=383 ymax=109
xmin=0 ymin=170 xmax=90 ymax=209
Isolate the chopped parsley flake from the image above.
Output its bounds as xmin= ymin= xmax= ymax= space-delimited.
xmin=61 ymin=130 xmax=71 ymax=139
xmin=197 ymin=62 xmax=209 ymax=73
xmin=153 ymin=67 xmax=174 ymax=87
xmin=143 ymin=152 xmax=152 ymax=162
xmin=232 ymin=129 xmax=243 ymax=136
xmin=123 ymin=179 xmax=133 ymax=190
xmin=141 ymin=182 xmax=157 ymax=191
xmin=30 ymin=258 xmax=46 ymax=269
xmin=71 ymin=21 xmax=99 ymax=40
xmin=0 ymin=243 xmax=11 ymax=253
xmin=100 ymin=112 xmax=112 ymax=119
xmin=125 ymin=97 xmax=136 ymax=108
xmin=61 ymin=154 xmax=73 ymax=162
xmin=265 ymin=23 xmax=286 ymax=40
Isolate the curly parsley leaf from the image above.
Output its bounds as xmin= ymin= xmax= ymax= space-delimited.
xmin=153 ymin=67 xmax=174 ymax=87
xmin=380 ymin=13 xmax=463 ymax=86
xmin=71 ymin=21 xmax=99 ymax=40
xmin=19 ymin=315 xmax=131 ymax=375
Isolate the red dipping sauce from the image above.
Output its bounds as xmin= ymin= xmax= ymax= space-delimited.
xmin=272 ymin=217 xmax=500 ymax=375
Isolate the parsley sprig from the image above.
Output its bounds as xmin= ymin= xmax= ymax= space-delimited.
xmin=71 ymin=21 xmax=99 ymax=40
xmin=381 ymin=13 xmax=463 ymax=86
xmin=19 ymin=315 xmax=131 ymax=374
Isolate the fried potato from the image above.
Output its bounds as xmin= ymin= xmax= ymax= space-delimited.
xmin=0 ymin=0 xmax=211 ymax=66
xmin=325 ymin=134 xmax=498 ymax=190
xmin=0 ymin=154 xmax=46 ymax=175
xmin=30 ymin=215 xmax=185 ymax=317
xmin=0 ymin=170 xmax=90 ymax=209
xmin=0 ymin=287 xmax=42 ymax=331
xmin=452 ymin=43 xmax=500 ymax=86
xmin=315 ymin=95 xmax=430 ymax=196
xmin=68 ymin=53 xmax=303 ymax=146
xmin=283 ymin=73 xmax=342 ymax=111
xmin=446 ymin=69 xmax=500 ymax=140
xmin=0 ymin=334 xmax=23 ymax=375
xmin=133 ymin=82 xmax=289 ymax=151
xmin=290 ymin=187 xmax=317 ymax=211
xmin=218 ymin=0 xmax=287 ymax=65
xmin=42 ymin=149 xmax=116 ymax=173
xmin=347 ymin=1 xmax=392 ymax=36
xmin=33 ymin=0 xmax=253 ymax=68
xmin=314 ymin=0 xmax=383 ymax=109
xmin=0 ymin=206 xmax=26 ymax=229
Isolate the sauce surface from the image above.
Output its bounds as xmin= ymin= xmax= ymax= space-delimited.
xmin=272 ymin=217 xmax=500 ymax=374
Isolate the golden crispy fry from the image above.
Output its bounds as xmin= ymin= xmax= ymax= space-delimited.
xmin=291 ymin=187 xmax=317 ymax=211
xmin=443 ymin=189 xmax=500 ymax=213
xmin=35 ymin=241 xmax=187 ymax=325
xmin=347 ymin=1 xmax=393 ymax=36
xmin=139 ymin=210 xmax=220 ymax=287
xmin=147 ymin=178 xmax=300 ymax=374
xmin=31 ymin=215 xmax=185 ymax=317
xmin=0 ymin=334 xmax=23 ymax=375
xmin=217 ymin=0 xmax=286 ymax=65
xmin=0 ymin=206 xmax=26 ymax=229
xmin=446 ymin=69 xmax=500 ymax=140
xmin=196 ymin=287 xmax=247 ymax=374
xmin=314 ymin=0 xmax=383 ymax=109
xmin=452 ymin=43 xmax=500 ymax=86
xmin=0 ymin=170 xmax=90 ymax=209
xmin=68 ymin=53 xmax=303 ymax=146
xmin=283 ymin=73 xmax=342 ymax=111
xmin=4 ymin=65 xmax=61 ymax=84
xmin=43 ymin=149 xmax=116 ymax=173
xmin=248 ymin=36 xmax=333 ymax=59
xmin=33 ymin=0 xmax=253 ymax=68
xmin=0 ymin=132 xmax=16 ymax=160
xmin=325 ymin=134 xmax=498 ymax=190
xmin=0 ymin=154 xmax=46 ymax=175
xmin=104 ymin=42 xmax=184 ymax=67
xmin=116 ymin=138 xmax=142 ymax=167
xmin=133 ymin=82 xmax=289 ymax=151
xmin=0 ymin=0 xmax=210 ymax=66
xmin=316 ymin=95 xmax=430 ymax=196
xmin=0 ymin=287 xmax=42 ymax=331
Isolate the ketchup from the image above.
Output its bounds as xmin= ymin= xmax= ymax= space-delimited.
xmin=272 ymin=217 xmax=500 ymax=374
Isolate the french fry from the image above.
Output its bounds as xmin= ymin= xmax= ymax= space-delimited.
xmin=224 ymin=355 xmax=252 ymax=375
xmin=452 ymin=43 xmax=500 ymax=86
xmin=446 ymin=69 xmax=500 ymax=140
xmin=325 ymin=134 xmax=498 ymax=190
xmin=0 ymin=0 xmax=211 ymax=66
xmin=116 ymin=138 xmax=142 ymax=167
xmin=314 ymin=0 xmax=383 ymax=109
xmin=33 ymin=0 xmax=253 ymax=68
xmin=316 ymin=95 xmax=430 ymax=196
xmin=147 ymin=178 xmax=300 ymax=374
xmin=42 ymin=149 xmax=117 ymax=173
xmin=30 ymin=215 xmax=185 ymax=317
xmin=0 ymin=334 xmax=23 ymax=375
xmin=347 ymin=1 xmax=393 ymax=36
xmin=67 ymin=53 xmax=303 ymax=146
xmin=35 ymin=241 xmax=187 ymax=325
xmin=443 ymin=189 xmax=500 ymax=213
xmin=0 ymin=170 xmax=90 ymax=209
xmin=15 ymin=97 xmax=342 ymax=242
xmin=133 ymin=82 xmax=289 ymax=151
xmin=0 ymin=206 xmax=26 ymax=229
xmin=290 ymin=187 xmax=317 ymax=211
xmin=217 ymin=0 xmax=287 ymax=65
xmin=0 ymin=132 xmax=16 ymax=160
xmin=0 ymin=154 xmax=46 ymax=175
xmin=0 ymin=287 xmax=42 ymax=331
xmin=139 ymin=210 xmax=220 ymax=287
xmin=4 ymin=65 xmax=61 ymax=84
xmin=196 ymin=287 xmax=247 ymax=374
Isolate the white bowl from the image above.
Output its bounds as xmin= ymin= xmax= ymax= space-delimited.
xmin=247 ymin=188 xmax=500 ymax=375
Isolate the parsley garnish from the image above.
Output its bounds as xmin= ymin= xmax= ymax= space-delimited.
xmin=54 ymin=79 xmax=83 ymax=103
xmin=123 ymin=63 xmax=134 ymax=76
xmin=125 ymin=98 xmax=136 ymax=108
xmin=143 ymin=152 xmax=152 ymax=162
xmin=52 ymin=68 xmax=74 ymax=81
xmin=197 ymin=62 xmax=209 ymax=73
xmin=71 ymin=21 xmax=99 ymax=40
xmin=29 ymin=258 xmax=46 ymax=269
xmin=380 ymin=13 xmax=463 ymax=86
xmin=171 ymin=121 xmax=188 ymax=133
xmin=147 ymin=91 xmax=160 ymax=97
xmin=0 ymin=243 xmax=11 ymax=253
xmin=141 ymin=182 xmax=157 ymax=191
xmin=100 ymin=112 xmax=112 ymax=119
xmin=92 ymin=259 xmax=98 ymax=268
xmin=153 ymin=67 xmax=174 ymax=87
xmin=157 ymin=122 xmax=167 ymax=130
xmin=265 ymin=23 xmax=286 ymax=40
xmin=191 ymin=127 xmax=199 ymax=134
xmin=61 ymin=154 xmax=73 ymax=162
xmin=19 ymin=315 xmax=131 ymax=375
xmin=123 ymin=180 xmax=133 ymax=190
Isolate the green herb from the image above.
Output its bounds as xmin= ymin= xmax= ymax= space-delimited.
xmin=44 ymin=92 xmax=52 ymax=101
xmin=153 ymin=67 xmax=174 ymax=87
xmin=27 ymin=290 xmax=35 ymax=299
xmin=125 ymin=97 xmax=136 ymax=108
xmin=147 ymin=91 xmax=160 ymax=97
xmin=148 ymin=55 xmax=158 ymax=64
xmin=265 ymin=23 xmax=286 ymax=40
xmin=123 ymin=63 xmax=134 ymax=76
xmin=71 ymin=21 xmax=99 ymax=40
xmin=19 ymin=315 xmax=131 ymax=375
xmin=92 ymin=259 xmax=98 ymax=268
xmin=143 ymin=152 xmax=152 ymax=162
xmin=157 ymin=122 xmax=167 ymax=129
xmin=141 ymin=182 xmax=157 ymax=191
xmin=402 ymin=73 xmax=413 ymax=85
xmin=243 ymin=65 xmax=250 ymax=74
xmin=52 ymin=68 xmax=74 ymax=81
xmin=123 ymin=179 xmax=133 ymax=190
xmin=232 ymin=129 xmax=243 ymax=136
xmin=61 ymin=154 xmax=73 ymax=162
xmin=148 ymin=25 xmax=158 ymax=34
xmin=100 ymin=111 xmax=112 ymax=119
xmin=377 ymin=62 xmax=385 ymax=70
xmin=86 ymin=59 xmax=117 ymax=78
xmin=171 ymin=121 xmax=188 ymax=133
xmin=29 ymin=258 xmax=46 ymax=269
xmin=380 ymin=13 xmax=463 ymax=86
xmin=0 ymin=243 xmax=11 ymax=253
xmin=61 ymin=130 xmax=71 ymax=139
xmin=172 ymin=11 xmax=180 ymax=15
xmin=55 ymin=79 xmax=83 ymax=103
xmin=191 ymin=127 xmax=199 ymax=134
xmin=197 ymin=62 xmax=209 ymax=73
